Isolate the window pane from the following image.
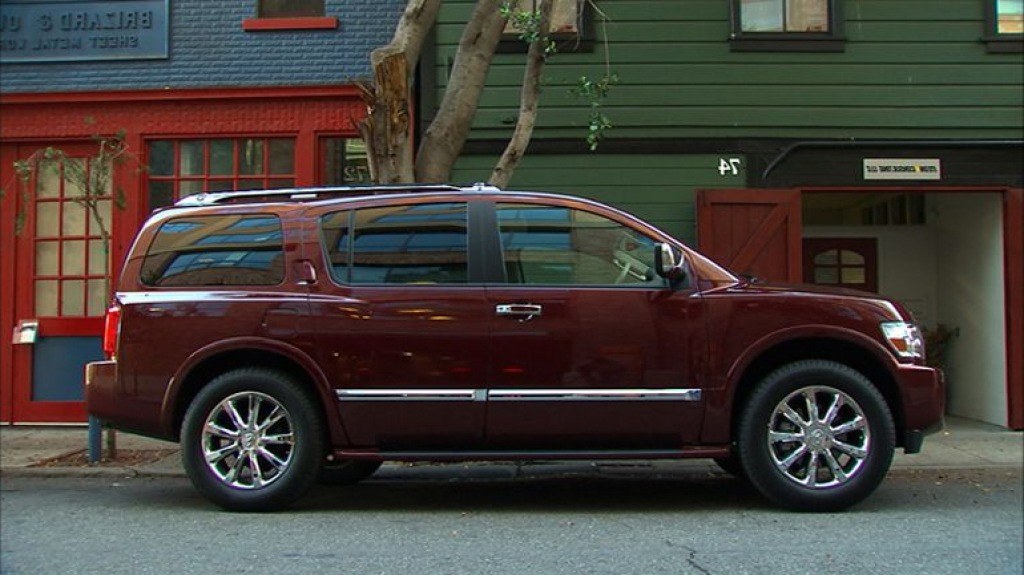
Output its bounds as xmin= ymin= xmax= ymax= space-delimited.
xmin=179 ymin=140 xmax=205 ymax=176
xmin=787 ymin=0 xmax=828 ymax=32
xmin=497 ymin=203 xmax=658 ymax=286
xmin=840 ymin=250 xmax=865 ymax=265
xmin=208 ymin=179 xmax=235 ymax=192
xmin=36 ymin=202 xmax=59 ymax=237
xmin=350 ymin=204 xmax=468 ymax=284
xmin=320 ymin=211 xmax=351 ymax=283
xmin=142 ymin=215 xmax=285 ymax=287
xmin=814 ymin=268 xmax=838 ymax=284
xmin=180 ymin=180 xmax=204 ymax=197
xmin=741 ymin=0 xmax=784 ymax=31
xmin=210 ymin=140 xmax=234 ymax=176
xmin=239 ymin=140 xmax=264 ymax=175
xmin=62 ymin=240 xmax=85 ymax=275
xmin=268 ymin=139 xmax=295 ymax=174
xmin=87 ymin=279 xmax=107 ymax=317
xmin=89 ymin=240 xmax=108 ymax=275
xmin=62 ymin=158 xmax=87 ymax=197
xmin=62 ymin=279 xmax=85 ymax=316
xmin=35 ymin=280 xmax=59 ymax=316
xmin=259 ymin=0 xmax=324 ymax=18
xmin=36 ymin=241 xmax=59 ymax=275
xmin=998 ymin=0 xmax=1024 ymax=33
xmin=842 ymin=267 xmax=866 ymax=285
xmin=63 ymin=201 xmax=87 ymax=236
xmin=813 ymin=249 xmax=838 ymax=265
xmin=148 ymin=141 xmax=174 ymax=176
xmin=149 ymin=180 xmax=175 ymax=209
xmin=36 ymin=159 xmax=60 ymax=199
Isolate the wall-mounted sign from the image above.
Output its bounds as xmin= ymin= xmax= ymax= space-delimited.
xmin=0 ymin=0 xmax=168 ymax=63
xmin=12 ymin=320 xmax=38 ymax=345
xmin=863 ymin=158 xmax=942 ymax=181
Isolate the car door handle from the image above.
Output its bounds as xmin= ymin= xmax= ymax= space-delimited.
xmin=496 ymin=304 xmax=542 ymax=320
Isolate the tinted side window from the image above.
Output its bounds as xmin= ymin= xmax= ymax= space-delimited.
xmin=320 ymin=203 xmax=469 ymax=285
xmin=497 ymin=203 xmax=661 ymax=286
xmin=141 ymin=215 xmax=284 ymax=287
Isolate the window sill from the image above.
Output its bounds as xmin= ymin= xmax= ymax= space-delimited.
xmin=242 ymin=17 xmax=338 ymax=31
xmin=981 ymin=35 xmax=1023 ymax=53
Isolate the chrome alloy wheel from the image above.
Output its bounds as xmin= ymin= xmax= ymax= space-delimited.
xmin=767 ymin=386 xmax=870 ymax=489
xmin=201 ymin=391 xmax=296 ymax=490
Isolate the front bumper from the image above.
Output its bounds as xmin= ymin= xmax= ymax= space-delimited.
xmin=897 ymin=363 xmax=946 ymax=454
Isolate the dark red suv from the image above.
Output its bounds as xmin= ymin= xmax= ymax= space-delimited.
xmin=86 ymin=184 xmax=944 ymax=512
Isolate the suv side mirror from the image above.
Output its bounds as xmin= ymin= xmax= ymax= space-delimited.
xmin=654 ymin=243 xmax=686 ymax=282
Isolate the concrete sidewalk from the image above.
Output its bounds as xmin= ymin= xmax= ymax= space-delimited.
xmin=0 ymin=416 xmax=1020 ymax=480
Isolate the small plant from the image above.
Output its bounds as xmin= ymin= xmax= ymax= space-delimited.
xmin=923 ymin=323 xmax=959 ymax=372
xmin=572 ymin=73 xmax=618 ymax=151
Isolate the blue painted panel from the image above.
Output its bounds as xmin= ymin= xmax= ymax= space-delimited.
xmin=32 ymin=336 xmax=102 ymax=401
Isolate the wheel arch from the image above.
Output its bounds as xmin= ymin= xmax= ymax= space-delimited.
xmin=724 ymin=335 xmax=908 ymax=449
xmin=161 ymin=338 xmax=346 ymax=445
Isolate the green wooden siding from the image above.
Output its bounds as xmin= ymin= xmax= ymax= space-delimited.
xmin=451 ymin=154 xmax=746 ymax=244
xmin=430 ymin=0 xmax=1024 ymax=141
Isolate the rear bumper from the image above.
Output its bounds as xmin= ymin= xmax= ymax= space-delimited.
xmin=84 ymin=360 xmax=119 ymax=423
xmin=896 ymin=363 xmax=946 ymax=454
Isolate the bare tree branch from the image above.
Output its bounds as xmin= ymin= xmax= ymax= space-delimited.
xmin=489 ymin=0 xmax=554 ymax=189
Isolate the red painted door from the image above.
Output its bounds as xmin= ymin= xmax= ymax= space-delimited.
xmin=5 ymin=142 xmax=118 ymax=422
xmin=696 ymin=189 xmax=803 ymax=283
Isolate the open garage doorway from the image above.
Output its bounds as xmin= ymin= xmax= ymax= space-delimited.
xmin=696 ymin=187 xmax=1022 ymax=429
xmin=802 ymin=190 xmax=1011 ymax=427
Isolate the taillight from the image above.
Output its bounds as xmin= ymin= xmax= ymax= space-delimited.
xmin=102 ymin=305 xmax=121 ymax=359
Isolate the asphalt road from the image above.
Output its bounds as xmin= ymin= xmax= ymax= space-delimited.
xmin=2 ymin=465 xmax=1021 ymax=575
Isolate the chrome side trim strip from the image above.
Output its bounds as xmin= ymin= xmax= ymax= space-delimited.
xmin=487 ymin=388 xmax=702 ymax=401
xmin=336 ymin=389 xmax=478 ymax=402
xmin=336 ymin=388 xmax=702 ymax=402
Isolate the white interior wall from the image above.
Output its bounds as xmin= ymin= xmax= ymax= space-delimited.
xmin=931 ymin=194 xmax=1007 ymax=426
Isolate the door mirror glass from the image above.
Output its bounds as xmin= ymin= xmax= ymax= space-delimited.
xmin=655 ymin=243 xmax=685 ymax=282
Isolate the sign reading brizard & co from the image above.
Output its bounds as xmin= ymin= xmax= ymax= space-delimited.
xmin=0 ymin=0 xmax=168 ymax=63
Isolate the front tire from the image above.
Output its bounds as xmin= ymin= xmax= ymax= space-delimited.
xmin=181 ymin=368 xmax=325 ymax=512
xmin=737 ymin=360 xmax=895 ymax=512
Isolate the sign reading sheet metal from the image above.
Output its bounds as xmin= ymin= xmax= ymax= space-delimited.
xmin=0 ymin=0 xmax=169 ymax=63
xmin=863 ymin=158 xmax=942 ymax=181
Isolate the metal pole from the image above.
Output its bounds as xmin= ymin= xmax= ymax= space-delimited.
xmin=88 ymin=416 xmax=102 ymax=463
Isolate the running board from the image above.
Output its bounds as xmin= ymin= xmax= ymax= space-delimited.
xmin=332 ymin=446 xmax=731 ymax=462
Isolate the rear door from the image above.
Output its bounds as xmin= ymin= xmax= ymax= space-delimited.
xmin=307 ymin=199 xmax=488 ymax=450
xmin=482 ymin=200 xmax=706 ymax=450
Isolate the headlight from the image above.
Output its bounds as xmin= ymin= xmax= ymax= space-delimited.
xmin=881 ymin=321 xmax=925 ymax=360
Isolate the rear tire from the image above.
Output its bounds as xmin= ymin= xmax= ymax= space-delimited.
xmin=737 ymin=360 xmax=895 ymax=512
xmin=181 ymin=368 xmax=324 ymax=512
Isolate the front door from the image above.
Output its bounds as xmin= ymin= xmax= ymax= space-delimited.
xmin=483 ymin=201 xmax=706 ymax=450
xmin=2 ymin=142 xmax=118 ymax=423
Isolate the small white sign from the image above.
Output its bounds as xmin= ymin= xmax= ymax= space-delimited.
xmin=12 ymin=320 xmax=38 ymax=345
xmin=864 ymin=158 xmax=941 ymax=181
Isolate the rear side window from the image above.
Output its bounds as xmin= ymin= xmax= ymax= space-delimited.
xmin=141 ymin=215 xmax=285 ymax=287
xmin=320 ymin=202 xmax=469 ymax=284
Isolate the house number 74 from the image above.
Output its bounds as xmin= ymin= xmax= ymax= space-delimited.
xmin=717 ymin=157 xmax=742 ymax=176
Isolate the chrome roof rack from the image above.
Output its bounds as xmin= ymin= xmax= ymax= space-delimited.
xmin=174 ymin=184 xmax=468 ymax=207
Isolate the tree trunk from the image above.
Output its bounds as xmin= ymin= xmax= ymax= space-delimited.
xmin=360 ymin=0 xmax=442 ymax=183
xmin=415 ymin=0 xmax=509 ymax=183
xmin=489 ymin=0 xmax=553 ymax=189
